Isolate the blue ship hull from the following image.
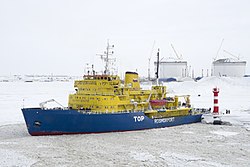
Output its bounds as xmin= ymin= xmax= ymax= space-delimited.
xmin=22 ymin=108 xmax=202 ymax=136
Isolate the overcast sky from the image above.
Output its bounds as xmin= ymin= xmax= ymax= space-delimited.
xmin=0 ymin=0 xmax=249 ymax=77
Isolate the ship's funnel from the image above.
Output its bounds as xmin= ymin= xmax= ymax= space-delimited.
xmin=125 ymin=71 xmax=140 ymax=89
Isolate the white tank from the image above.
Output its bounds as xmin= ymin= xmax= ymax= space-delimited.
xmin=212 ymin=58 xmax=246 ymax=77
xmin=154 ymin=60 xmax=188 ymax=78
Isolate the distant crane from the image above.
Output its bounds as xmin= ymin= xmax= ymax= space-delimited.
xmin=148 ymin=41 xmax=156 ymax=80
xmin=171 ymin=44 xmax=182 ymax=60
xmin=214 ymin=38 xmax=224 ymax=61
xmin=223 ymin=50 xmax=240 ymax=60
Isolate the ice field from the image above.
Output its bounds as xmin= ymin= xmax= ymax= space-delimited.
xmin=0 ymin=77 xmax=250 ymax=166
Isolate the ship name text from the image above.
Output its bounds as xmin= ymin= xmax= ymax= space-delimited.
xmin=154 ymin=117 xmax=175 ymax=124
xmin=134 ymin=116 xmax=145 ymax=122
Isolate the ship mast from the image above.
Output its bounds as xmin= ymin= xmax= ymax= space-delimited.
xmin=98 ymin=40 xmax=116 ymax=75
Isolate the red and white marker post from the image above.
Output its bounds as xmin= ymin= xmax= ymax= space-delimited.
xmin=213 ymin=87 xmax=219 ymax=115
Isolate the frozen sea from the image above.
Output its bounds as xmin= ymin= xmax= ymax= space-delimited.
xmin=0 ymin=77 xmax=250 ymax=167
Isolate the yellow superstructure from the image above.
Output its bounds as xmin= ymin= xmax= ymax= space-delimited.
xmin=68 ymin=71 xmax=192 ymax=118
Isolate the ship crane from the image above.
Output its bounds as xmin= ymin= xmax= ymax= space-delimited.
xmin=39 ymin=99 xmax=65 ymax=109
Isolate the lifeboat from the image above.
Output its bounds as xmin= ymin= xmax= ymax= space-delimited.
xmin=149 ymin=99 xmax=167 ymax=106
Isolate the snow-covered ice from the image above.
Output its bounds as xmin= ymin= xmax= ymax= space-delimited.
xmin=0 ymin=81 xmax=73 ymax=125
xmin=0 ymin=77 xmax=250 ymax=166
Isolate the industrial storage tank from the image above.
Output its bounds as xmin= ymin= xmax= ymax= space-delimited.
xmin=154 ymin=59 xmax=188 ymax=79
xmin=212 ymin=58 xmax=246 ymax=77
xmin=152 ymin=44 xmax=189 ymax=82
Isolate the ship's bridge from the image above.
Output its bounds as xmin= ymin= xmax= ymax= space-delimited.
xmin=83 ymin=74 xmax=119 ymax=81
xmin=74 ymin=74 xmax=121 ymax=96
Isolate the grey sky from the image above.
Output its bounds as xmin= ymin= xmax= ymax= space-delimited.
xmin=0 ymin=0 xmax=249 ymax=77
